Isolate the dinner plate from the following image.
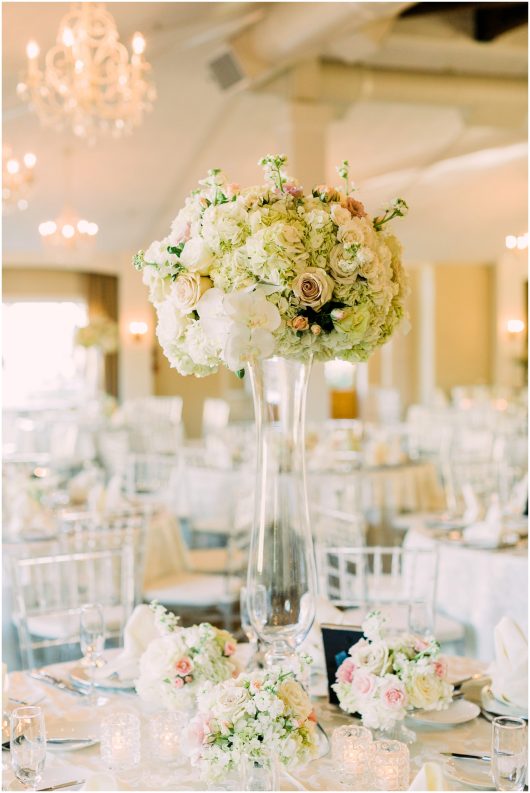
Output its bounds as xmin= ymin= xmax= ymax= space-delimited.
xmin=69 ymin=666 xmax=136 ymax=692
xmin=408 ymin=699 xmax=480 ymax=726
xmin=444 ymin=758 xmax=494 ymax=790
xmin=481 ymin=686 xmax=528 ymax=719
xmin=46 ymin=737 xmax=99 ymax=752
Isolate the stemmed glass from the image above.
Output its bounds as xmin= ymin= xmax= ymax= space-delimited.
xmin=492 ymin=716 xmax=528 ymax=791
xmin=240 ymin=586 xmax=260 ymax=670
xmin=79 ymin=603 xmax=106 ymax=706
xmin=10 ymin=706 xmax=46 ymax=791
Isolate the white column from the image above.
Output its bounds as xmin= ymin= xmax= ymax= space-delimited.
xmin=117 ymin=252 xmax=154 ymax=400
xmin=418 ymin=263 xmax=436 ymax=405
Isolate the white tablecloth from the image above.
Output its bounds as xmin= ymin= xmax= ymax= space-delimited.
xmin=3 ymin=655 xmax=492 ymax=791
xmin=404 ymin=527 xmax=528 ymax=661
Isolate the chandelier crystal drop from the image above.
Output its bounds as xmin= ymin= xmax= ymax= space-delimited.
xmin=2 ymin=145 xmax=37 ymax=213
xmin=17 ymin=3 xmax=156 ymax=142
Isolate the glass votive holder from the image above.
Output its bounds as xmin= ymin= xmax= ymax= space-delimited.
xmin=332 ymin=724 xmax=373 ymax=787
xmin=372 ymin=739 xmax=410 ymax=791
xmin=100 ymin=711 xmax=141 ymax=772
xmin=147 ymin=711 xmax=187 ymax=766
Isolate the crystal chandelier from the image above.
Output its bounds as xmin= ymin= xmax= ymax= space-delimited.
xmin=39 ymin=206 xmax=98 ymax=248
xmin=2 ymin=145 xmax=37 ymax=212
xmin=17 ymin=3 xmax=156 ymax=142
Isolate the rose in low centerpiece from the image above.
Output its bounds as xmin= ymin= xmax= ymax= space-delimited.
xmin=183 ymin=668 xmax=319 ymax=784
xmin=135 ymin=603 xmax=238 ymax=713
xmin=75 ymin=316 xmax=119 ymax=354
xmin=332 ymin=612 xmax=453 ymax=742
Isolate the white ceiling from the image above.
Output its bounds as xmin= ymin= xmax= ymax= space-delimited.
xmin=2 ymin=2 xmax=528 ymax=263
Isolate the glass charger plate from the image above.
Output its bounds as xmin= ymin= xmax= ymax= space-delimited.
xmin=444 ymin=758 xmax=494 ymax=790
xmin=408 ymin=699 xmax=480 ymax=726
xmin=69 ymin=665 xmax=136 ymax=692
xmin=481 ymin=686 xmax=528 ymax=719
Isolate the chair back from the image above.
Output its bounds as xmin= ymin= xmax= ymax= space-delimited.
xmin=11 ymin=545 xmax=134 ymax=669
xmin=318 ymin=544 xmax=438 ymax=633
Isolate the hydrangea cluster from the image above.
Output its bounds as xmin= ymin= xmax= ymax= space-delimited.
xmin=75 ymin=316 xmax=118 ymax=354
xmin=183 ymin=669 xmax=319 ymax=782
xmin=333 ymin=612 xmax=453 ymax=731
xmin=135 ymin=604 xmax=238 ymax=711
xmin=133 ymin=155 xmax=409 ymax=377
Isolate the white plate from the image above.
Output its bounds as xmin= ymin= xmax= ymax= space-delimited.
xmin=47 ymin=737 xmax=99 ymax=752
xmin=69 ymin=665 xmax=136 ymax=692
xmin=408 ymin=699 xmax=480 ymax=726
xmin=444 ymin=758 xmax=494 ymax=790
xmin=481 ymin=686 xmax=528 ymax=719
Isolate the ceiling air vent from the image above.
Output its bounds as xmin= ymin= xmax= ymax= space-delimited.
xmin=208 ymin=50 xmax=245 ymax=91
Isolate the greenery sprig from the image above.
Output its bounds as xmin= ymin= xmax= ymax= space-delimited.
xmin=259 ymin=154 xmax=288 ymax=193
xmin=373 ymin=198 xmax=409 ymax=231
xmin=336 ymin=160 xmax=356 ymax=196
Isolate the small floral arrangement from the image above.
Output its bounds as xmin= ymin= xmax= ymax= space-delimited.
xmin=332 ymin=612 xmax=453 ymax=731
xmin=75 ymin=316 xmax=118 ymax=353
xmin=183 ymin=668 xmax=319 ymax=782
xmin=135 ymin=603 xmax=238 ymax=711
xmin=133 ymin=155 xmax=408 ymax=377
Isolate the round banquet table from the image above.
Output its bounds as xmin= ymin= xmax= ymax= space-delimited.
xmin=404 ymin=527 xmax=528 ymax=661
xmin=3 ymin=655 xmax=492 ymax=791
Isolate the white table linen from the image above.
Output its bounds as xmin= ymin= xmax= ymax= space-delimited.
xmin=3 ymin=655 xmax=491 ymax=791
xmin=404 ymin=527 xmax=528 ymax=660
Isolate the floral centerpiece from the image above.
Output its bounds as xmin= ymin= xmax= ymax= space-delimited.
xmin=332 ymin=612 xmax=453 ymax=739
xmin=133 ymin=154 xmax=408 ymax=377
xmin=75 ymin=316 xmax=119 ymax=353
xmin=135 ymin=603 xmax=238 ymax=712
xmin=183 ymin=668 xmax=319 ymax=784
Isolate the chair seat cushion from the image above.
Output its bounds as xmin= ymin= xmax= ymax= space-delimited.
xmin=145 ymin=572 xmax=241 ymax=606
xmin=25 ymin=604 xmax=126 ymax=640
xmin=188 ymin=548 xmax=246 ymax=574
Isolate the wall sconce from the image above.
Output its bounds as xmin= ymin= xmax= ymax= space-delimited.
xmin=505 ymin=233 xmax=528 ymax=251
xmin=507 ymin=319 xmax=525 ymax=336
xmin=129 ymin=320 xmax=148 ymax=342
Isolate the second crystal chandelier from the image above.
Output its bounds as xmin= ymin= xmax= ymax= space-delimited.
xmin=17 ymin=2 xmax=156 ymax=143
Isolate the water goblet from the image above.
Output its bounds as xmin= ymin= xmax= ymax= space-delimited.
xmin=240 ymin=585 xmax=259 ymax=670
xmin=79 ymin=602 xmax=106 ymax=706
xmin=10 ymin=706 xmax=46 ymax=791
xmin=492 ymin=716 xmax=527 ymax=791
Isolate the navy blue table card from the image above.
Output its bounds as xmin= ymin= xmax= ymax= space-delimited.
xmin=321 ymin=623 xmax=364 ymax=705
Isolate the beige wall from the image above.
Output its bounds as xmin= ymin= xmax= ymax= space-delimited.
xmin=434 ymin=263 xmax=494 ymax=391
xmin=3 ymin=268 xmax=89 ymax=300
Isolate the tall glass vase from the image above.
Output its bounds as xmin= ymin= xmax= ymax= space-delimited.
xmin=246 ymin=356 xmax=317 ymax=668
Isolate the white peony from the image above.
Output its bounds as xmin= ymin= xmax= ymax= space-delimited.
xmin=156 ymin=300 xmax=188 ymax=346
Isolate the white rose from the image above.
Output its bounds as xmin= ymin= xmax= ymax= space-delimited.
xmin=277 ymin=679 xmax=312 ymax=722
xmin=329 ymin=244 xmax=359 ymax=284
xmin=180 ymin=237 xmax=214 ymax=275
xmin=338 ymin=217 xmax=375 ymax=249
xmin=170 ymin=274 xmax=212 ymax=314
xmin=156 ymin=300 xmax=188 ymax=345
xmin=216 ymin=686 xmax=250 ymax=723
xmin=330 ymin=204 xmax=352 ymax=226
xmin=406 ymin=670 xmax=444 ymax=710
xmin=292 ymin=267 xmax=334 ymax=311
xmin=350 ymin=639 xmax=390 ymax=676
xmin=142 ymin=267 xmax=172 ymax=305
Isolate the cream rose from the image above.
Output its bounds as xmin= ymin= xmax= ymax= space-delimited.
xmin=329 ymin=244 xmax=359 ymax=284
xmin=330 ymin=204 xmax=352 ymax=226
xmin=171 ymin=274 xmax=212 ymax=314
xmin=406 ymin=671 xmax=443 ymax=710
xmin=215 ymin=686 xmax=250 ymax=723
xmin=350 ymin=639 xmax=390 ymax=676
xmin=277 ymin=679 xmax=312 ymax=722
xmin=180 ymin=237 xmax=214 ymax=275
xmin=292 ymin=267 xmax=334 ymax=311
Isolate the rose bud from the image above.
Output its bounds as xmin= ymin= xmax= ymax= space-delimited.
xmin=311 ymin=324 xmax=322 ymax=336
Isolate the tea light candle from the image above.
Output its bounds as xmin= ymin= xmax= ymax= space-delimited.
xmin=100 ymin=712 xmax=141 ymax=772
xmin=148 ymin=712 xmax=184 ymax=764
xmin=332 ymin=725 xmax=373 ymax=786
xmin=373 ymin=739 xmax=410 ymax=791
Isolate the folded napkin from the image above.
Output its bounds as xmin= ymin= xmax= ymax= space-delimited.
xmin=67 ymin=468 xmax=103 ymax=505
xmin=463 ymin=494 xmax=503 ymax=548
xmin=462 ymin=483 xmax=482 ymax=525
xmin=300 ymin=597 xmax=357 ymax=670
xmin=87 ymin=474 xmax=126 ymax=518
xmin=488 ymin=617 xmax=528 ymax=709
xmin=94 ymin=604 xmax=160 ymax=681
xmin=408 ymin=762 xmax=444 ymax=791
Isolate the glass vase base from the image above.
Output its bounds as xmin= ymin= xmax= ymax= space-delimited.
xmin=374 ymin=721 xmax=417 ymax=744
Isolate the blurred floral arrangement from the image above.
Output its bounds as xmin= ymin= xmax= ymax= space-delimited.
xmin=134 ymin=155 xmax=409 ymax=377
xmin=135 ymin=603 xmax=238 ymax=712
xmin=184 ymin=668 xmax=319 ymax=783
xmin=75 ymin=316 xmax=118 ymax=354
xmin=333 ymin=612 xmax=453 ymax=731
